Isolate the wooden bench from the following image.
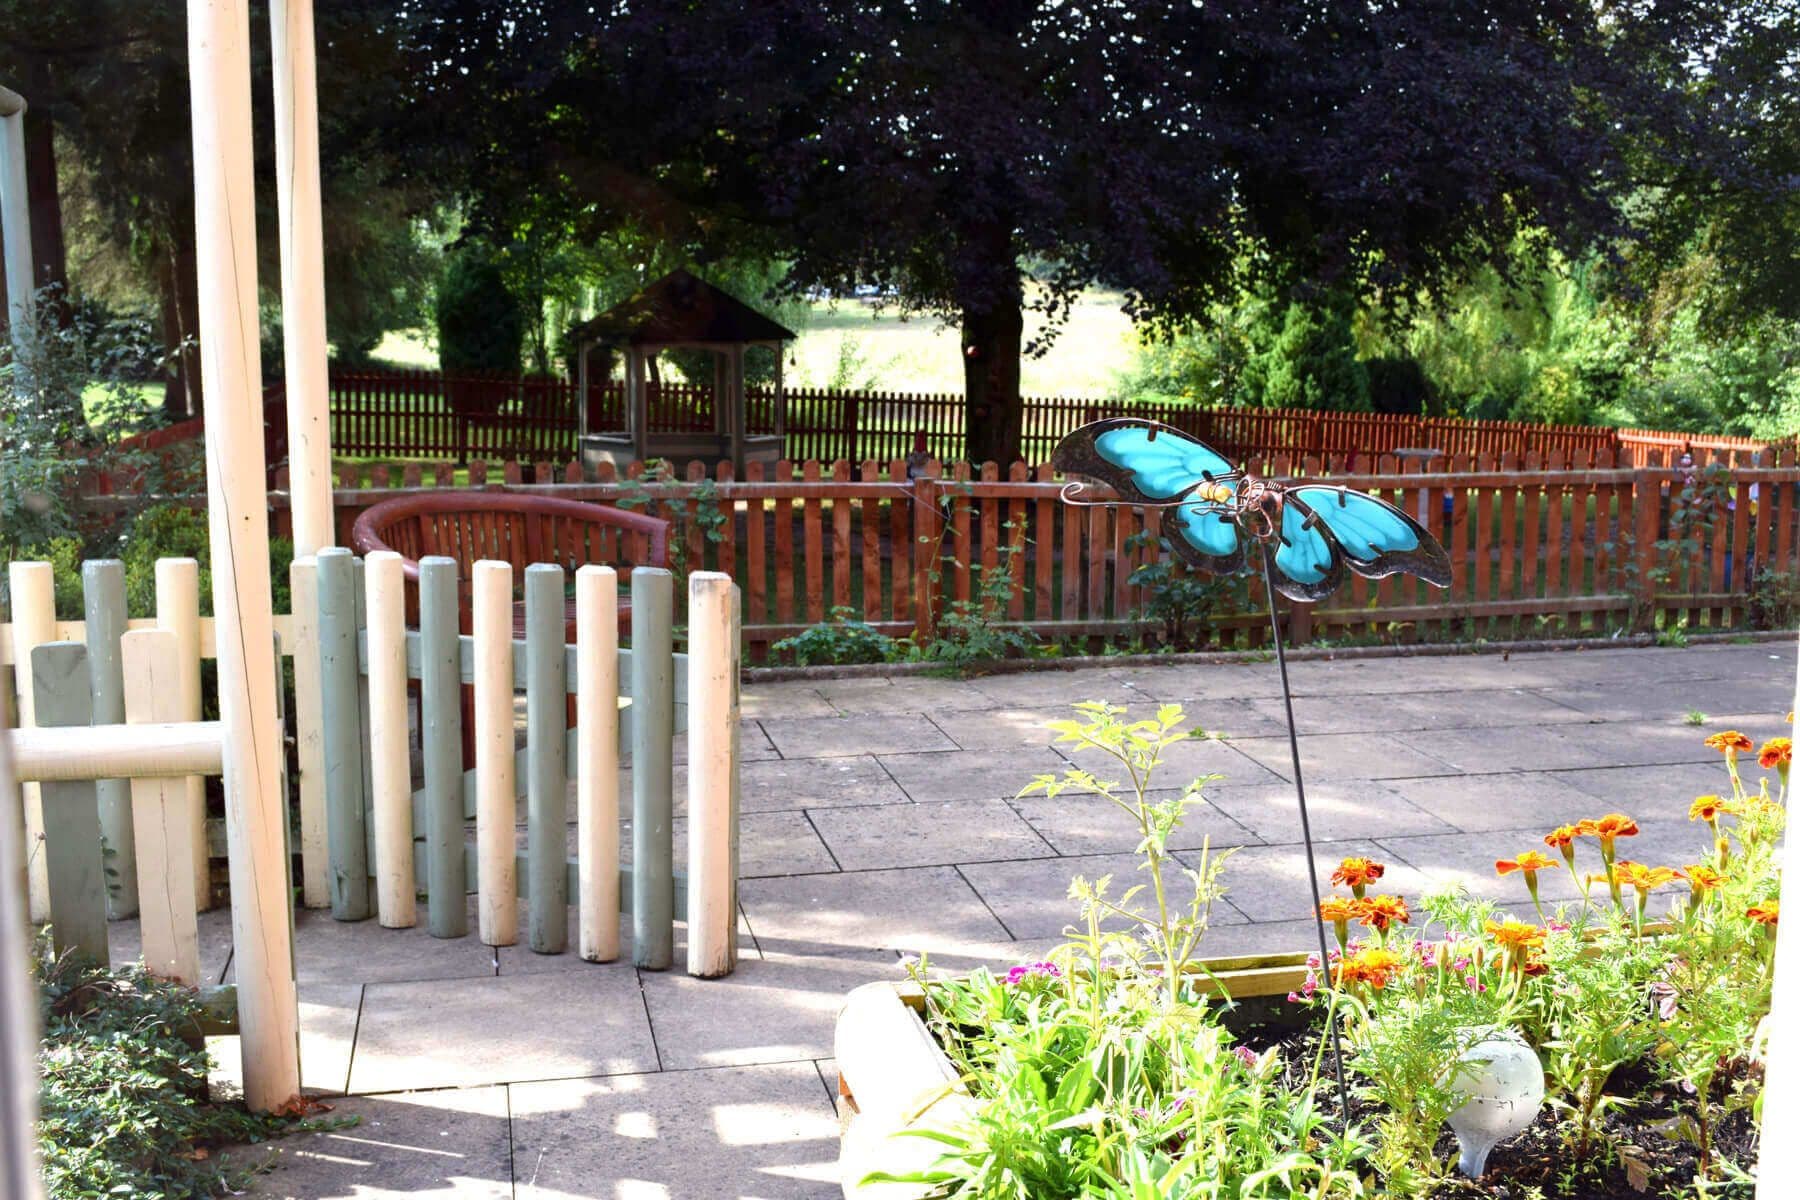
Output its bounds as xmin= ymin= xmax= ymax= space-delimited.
xmin=348 ymin=491 xmax=671 ymax=636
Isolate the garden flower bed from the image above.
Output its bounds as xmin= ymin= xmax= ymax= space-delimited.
xmin=836 ymin=705 xmax=1789 ymax=1199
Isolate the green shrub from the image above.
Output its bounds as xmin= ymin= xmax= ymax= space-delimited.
xmin=37 ymin=947 xmax=339 ymax=1197
xmin=436 ymin=247 xmax=524 ymax=376
xmin=772 ymin=607 xmax=897 ymax=666
xmin=1239 ymin=296 xmax=1373 ymax=412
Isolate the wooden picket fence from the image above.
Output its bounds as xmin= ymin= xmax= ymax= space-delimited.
xmin=275 ymin=449 xmax=1800 ymax=660
xmin=264 ymin=367 xmax=1797 ymax=468
xmin=2 ymin=554 xmax=742 ymax=979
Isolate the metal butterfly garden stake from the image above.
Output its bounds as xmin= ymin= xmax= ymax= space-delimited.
xmin=1052 ymin=416 xmax=1453 ymax=1120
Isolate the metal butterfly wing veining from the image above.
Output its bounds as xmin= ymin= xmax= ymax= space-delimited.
xmin=1050 ymin=417 xmax=1452 ymax=603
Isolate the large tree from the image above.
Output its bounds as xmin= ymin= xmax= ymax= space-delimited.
xmin=403 ymin=1 xmax=1748 ymax=463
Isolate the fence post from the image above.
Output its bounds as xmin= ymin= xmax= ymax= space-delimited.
xmin=576 ymin=565 xmax=621 ymax=962
xmin=632 ymin=567 xmax=675 ymax=970
xmin=287 ymin=556 xmax=329 ymax=908
xmin=686 ymin=572 xmax=738 ymax=977
xmin=155 ymin=558 xmax=213 ymax=912
xmin=315 ymin=547 xmax=370 ymax=920
xmin=365 ymin=550 xmax=414 ymax=928
xmin=7 ymin=561 xmax=54 ymax=921
xmin=82 ymin=560 xmax=137 ymax=919
xmin=1632 ymin=467 xmax=1659 ymax=632
xmin=32 ymin=643 xmax=108 ymax=965
xmin=472 ymin=561 xmax=517 ymax=945
xmin=119 ymin=630 xmax=200 ymax=985
xmin=525 ymin=563 xmax=568 ymax=953
xmin=420 ymin=557 xmax=467 ymax=938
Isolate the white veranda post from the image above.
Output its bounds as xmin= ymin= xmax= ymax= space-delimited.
xmin=187 ymin=0 xmax=302 ymax=1110
xmin=0 ymin=84 xmax=33 ymax=350
xmin=1755 ymin=638 xmax=1800 ymax=1198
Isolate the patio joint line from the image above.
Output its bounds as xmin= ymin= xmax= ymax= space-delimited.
xmin=953 ymin=863 xmax=1019 ymax=940
xmin=800 ymin=809 xmax=846 ymax=873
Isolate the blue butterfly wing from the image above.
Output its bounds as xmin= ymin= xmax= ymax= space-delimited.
xmin=1269 ymin=494 xmax=1345 ymax=601
xmin=1052 ymin=418 xmax=1245 ymax=573
xmin=1289 ymin=485 xmax=1451 ymax=588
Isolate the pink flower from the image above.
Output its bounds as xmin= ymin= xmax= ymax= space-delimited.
xmin=1465 ymin=975 xmax=1487 ymax=993
xmin=1286 ymin=990 xmax=1303 ymax=1003
xmin=1004 ymin=961 xmax=1063 ymax=985
xmin=1233 ymin=1046 xmax=1259 ymax=1070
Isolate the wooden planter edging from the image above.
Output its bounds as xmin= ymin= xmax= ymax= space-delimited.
xmin=833 ymin=949 xmax=1317 ymax=1199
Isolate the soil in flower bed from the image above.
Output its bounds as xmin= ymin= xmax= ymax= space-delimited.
xmin=1254 ymin=1027 xmax=1758 ymax=1200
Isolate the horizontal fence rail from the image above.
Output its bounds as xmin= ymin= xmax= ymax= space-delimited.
xmin=270 ymin=449 xmax=1800 ymax=661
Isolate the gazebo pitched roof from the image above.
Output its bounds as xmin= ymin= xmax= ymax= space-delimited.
xmin=571 ymin=269 xmax=797 ymax=347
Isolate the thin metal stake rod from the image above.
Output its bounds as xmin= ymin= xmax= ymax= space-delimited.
xmin=1259 ymin=542 xmax=1350 ymax=1128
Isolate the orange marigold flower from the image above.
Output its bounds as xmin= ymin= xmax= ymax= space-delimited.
xmin=1496 ymin=851 xmax=1558 ymax=876
xmin=1681 ymin=864 xmax=1724 ymax=894
xmin=1704 ymin=730 xmax=1754 ymax=755
xmin=1318 ymin=896 xmax=1357 ymax=923
xmin=1543 ymin=825 xmax=1580 ymax=850
xmin=1759 ymin=738 xmax=1792 ymax=770
xmin=1520 ymin=954 xmax=1550 ymax=978
xmin=1613 ymin=860 xmax=1679 ymax=896
xmin=1747 ymin=900 xmax=1780 ymax=928
xmin=1576 ymin=813 xmax=1639 ymax=854
xmin=1336 ymin=947 xmax=1406 ymax=990
xmin=1353 ymin=894 xmax=1411 ymax=932
xmin=1485 ymin=918 xmax=1547 ymax=953
xmin=1331 ymin=857 xmax=1386 ymax=892
xmin=1688 ymin=795 xmax=1732 ymax=823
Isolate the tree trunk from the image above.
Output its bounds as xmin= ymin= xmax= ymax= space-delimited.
xmin=23 ymin=105 xmax=68 ymax=312
xmin=961 ymin=285 xmax=1024 ymax=467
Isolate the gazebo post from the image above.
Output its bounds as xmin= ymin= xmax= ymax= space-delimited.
xmin=628 ymin=347 xmax=649 ymax=463
xmin=187 ymin=0 xmax=301 ymax=1112
xmin=576 ymin=339 xmax=589 ymax=445
xmin=774 ymin=348 xmax=787 ymax=446
xmin=728 ymin=344 xmax=746 ymax=474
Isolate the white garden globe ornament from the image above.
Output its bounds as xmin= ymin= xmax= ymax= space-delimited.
xmin=1446 ymin=1030 xmax=1545 ymax=1177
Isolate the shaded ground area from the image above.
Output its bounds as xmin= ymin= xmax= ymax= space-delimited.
xmin=110 ymin=641 xmax=1790 ymax=1198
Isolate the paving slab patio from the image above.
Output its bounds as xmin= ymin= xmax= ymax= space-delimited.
xmin=208 ymin=641 xmax=1791 ymax=1197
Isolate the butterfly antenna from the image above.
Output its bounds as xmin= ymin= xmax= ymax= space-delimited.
xmin=1258 ymin=541 xmax=1350 ymax=1134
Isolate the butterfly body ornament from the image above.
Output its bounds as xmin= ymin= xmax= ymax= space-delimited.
xmin=1052 ymin=417 xmax=1453 ymax=602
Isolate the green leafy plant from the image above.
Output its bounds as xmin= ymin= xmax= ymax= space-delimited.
xmin=771 ymin=606 xmax=897 ymax=666
xmin=36 ymin=947 xmax=343 ymax=1198
xmin=1746 ymin=564 xmax=1799 ymax=631
xmin=1124 ymin=529 xmax=1249 ymax=650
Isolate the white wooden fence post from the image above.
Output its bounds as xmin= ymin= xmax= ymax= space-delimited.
xmin=154 ymin=558 xmax=212 ymax=911
xmin=364 ymin=550 xmax=414 ymax=927
xmin=576 ymin=565 xmax=620 ymax=962
xmin=186 ymin=0 xmax=301 ymax=1110
xmin=0 ymin=681 xmax=42 ymax=1198
xmin=120 ymin=630 xmax=201 ymax=985
xmin=686 ymin=572 xmax=738 ymax=977
xmin=6 ymin=560 xmax=53 ymax=921
xmin=83 ymin=560 xmax=136 ymax=919
xmin=1754 ymin=642 xmax=1800 ymax=1198
xmin=473 ymin=560 xmax=517 ymax=946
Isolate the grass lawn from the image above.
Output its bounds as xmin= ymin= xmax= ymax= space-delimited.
xmin=363 ymin=287 xmax=1141 ymax=397
xmin=81 ymin=380 xmax=170 ymax=429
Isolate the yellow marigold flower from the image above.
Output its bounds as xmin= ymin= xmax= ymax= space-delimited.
xmin=1496 ymin=851 xmax=1557 ymax=876
xmin=1759 ymin=737 xmax=1792 ymax=770
xmin=1747 ymin=900 xmax=1779 ymax=927
xmin=1485 ymin=918 xmax=1546 ymax=953
xmin=1613 ymin=860 xmax=1679 ymax=896
xmin=1330 ymin=856 xmax=1385 ymax=893
xmin=1318 ymin=896 xmax=1357 ymax=923
xmin=1681 ymin=864 xmax=1723 ymax=895
xmin=1353 ymin=894 xmax=1410 ymax=933
xmin=1704 ymin=730 xmax=1754 ymax=755
xmin=1688 ymin=795 xmax=1732 ymax=823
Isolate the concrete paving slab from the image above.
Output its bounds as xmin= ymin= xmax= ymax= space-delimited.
xmin=759 ymin=712 xmax=958 ymax=757
xmin=1559 ymin=762 xmax=1749 ymax=822
xmin=1146 ymin=733 xmax=1288 ymax=789
xmin=1011 ymin=790 xmax=1260 ymax=856
xmin=349 ymin=969 xmax=659 ymax=1092
xmin=923 ymin=706 xmax=1074 ymax=749
xmin=1229 ymin=731 xmax=1459 ymax=781
xmin=208 ymin=983 xmax=362 ymax=1098
xmin=1357 ymin=688 xmax=1599 ymax=732
xmin=508 ymin=1062 xmax=841 ymax=1199
xmin=968 ymin=668 xmax=1147 ymax=707
xmin=739 ymin=683 xmax=837 ymax=720
xmin=738 ymin=754 xmax=912 ymax=811
xmin=271 ymin=901 xmax=497 ymax=986
xmin=1209 ymin=780 xmax=1456 ymax=844
xmin=813 ymin=674 xmax=996 ymax=714
xmin=739 ymin=865 xmax=1010 ymax=958
xmin=875 ymin=746 xmax=1071 ymax=802
xmin=1388 ymin=726 xmax=1610 ymax=773
xmin=1189 ymin=838 xmax=1434 ymax=924
xmin=1385 ymin=771 xmax=1613 ymax=834
xmin=1107 ymin=662 xmax=1291 ymax=700
xmin=807 ymin=798 xmax=1055 ymax=870
xmin=960 ymin=851 xmax=1249 ymax=939
xmin=639 ymin=952 xmax=882 ymax=1069
xmin=231 ymin=1085 xmax=513 ymax=1200
xmin=495 ymin=910 xmax=760 ymax=976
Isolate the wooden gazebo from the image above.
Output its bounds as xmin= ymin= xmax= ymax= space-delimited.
xmin=571 ymin=270 xmax=796 ymax=472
